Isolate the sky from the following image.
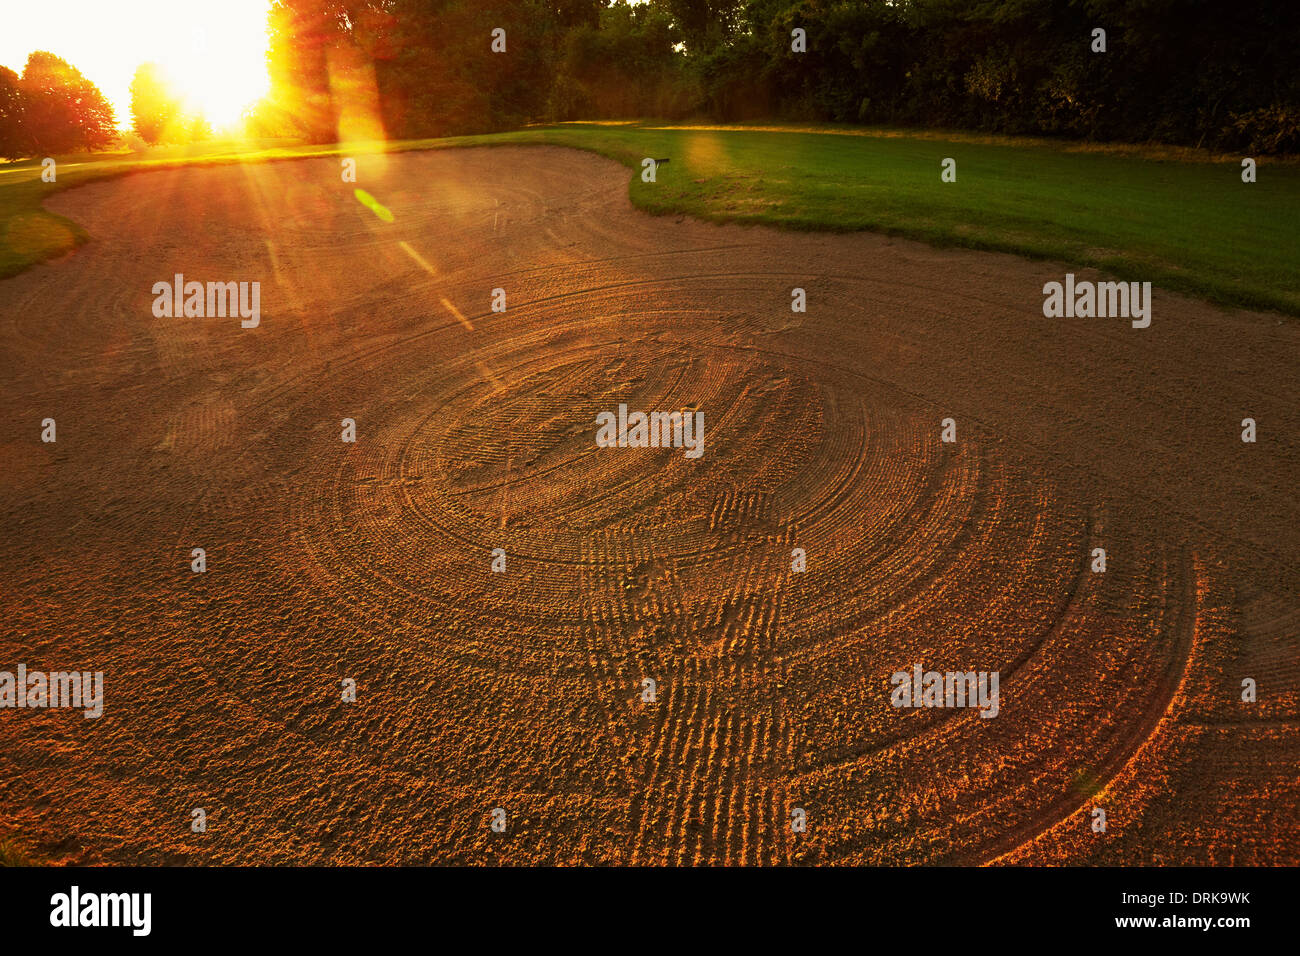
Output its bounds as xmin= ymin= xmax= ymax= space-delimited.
xmin=0 ymin=0 xmax=273 ymax=130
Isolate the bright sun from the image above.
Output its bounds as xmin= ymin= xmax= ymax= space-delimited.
xmin=149 ymin=3 xmax=272 ymax=129
xmin=0 ymin=0 xmax=271 ymax=133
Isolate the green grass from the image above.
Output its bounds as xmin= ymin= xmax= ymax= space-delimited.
xmin=3 ymin=122 xmax=1297 ymax=315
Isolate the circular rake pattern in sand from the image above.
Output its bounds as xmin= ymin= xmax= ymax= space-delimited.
xmin=167 ymin=274 xmax=1201 ymax=865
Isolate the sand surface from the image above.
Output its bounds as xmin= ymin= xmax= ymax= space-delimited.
xmin=1 ymin=147 xmax=1296 ymax=864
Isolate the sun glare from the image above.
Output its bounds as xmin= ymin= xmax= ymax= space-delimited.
xmin=152 ymin=4 xmax=271 ymax=130
xmin=0 ymin=0 xmax=271 ymax=133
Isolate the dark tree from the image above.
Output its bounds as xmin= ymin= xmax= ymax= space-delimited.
xmin=0 ymin=65 xmax=26 ymax=160
xmin=19 ymin=51 xmax=117 ymax=154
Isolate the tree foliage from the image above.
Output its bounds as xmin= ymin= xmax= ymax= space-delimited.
xmin=245 ymin=0 xmax=1299 ymax=154
xmin=0 ymin=51 xmax=117 ymax=158
xmin=129 ymin=63 xmax=183 ymax=145
xmin=0 ymin=66 xmax=25 ymax=160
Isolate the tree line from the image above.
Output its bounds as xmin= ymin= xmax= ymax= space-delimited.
xmin=255 ymin=0 xmax=1300 ymax=153
xmin=3 ymin=1 xmax=1297 ymax=161
xmin=0 ymin=53 xmax=213 ymax=159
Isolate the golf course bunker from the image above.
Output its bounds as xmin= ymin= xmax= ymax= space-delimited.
xmin=0 ymin=147 xmax=1296 ymax=864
